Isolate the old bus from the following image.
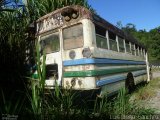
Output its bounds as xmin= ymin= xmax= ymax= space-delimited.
xmin=35 ymin=5 xmax=150 ymax=96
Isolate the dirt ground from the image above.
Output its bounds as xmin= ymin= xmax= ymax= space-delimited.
xmin=141 ymin=71 xmax=160 ymax=113
xmin=145 ymin=81 xmax=160 ymax=114
xmin=130 ymin=71 xmax=160 ymax=114
xmin=152 ymin=71 xmax=160 ymax=79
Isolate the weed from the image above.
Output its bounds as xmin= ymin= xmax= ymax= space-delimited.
xmin=130 ymin=79 xmax=160 ymax=101
xmin=0 ymin=90 xmax=25 ymax=115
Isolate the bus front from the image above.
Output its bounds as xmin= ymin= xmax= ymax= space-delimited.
xmin=36 ymin=6 xmax=96 ymax=90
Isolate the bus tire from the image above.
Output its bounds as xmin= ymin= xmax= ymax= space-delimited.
xmin=125 ymin=72 xmax=135 ymax=93
xmin=150 ymin=67 xmax=153 ymax=80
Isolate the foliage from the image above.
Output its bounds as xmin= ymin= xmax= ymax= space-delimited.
xmin=0 ymin=90 xmax=25 ymax=115
xmin=148 ymin=27 xmax=160 ymax=60
xmin=27 ymin=45 xmax=79 ymax=119
xmin=0 ymin=10 xmax=32 ymax=91
xmin=121 ymin=23 xmax=160 ymax=61
xmin=26 ymin=0 xmax=95 ymax=22
xmin=27 ymin=44 xmax=46 ymax=119
xmin=131 ymin=78 xmax=160 ymax=101
xmin=0 ymin=0 xmax=94 ymax=93
xmin=91 ymin=88 xmax=155 ymax=119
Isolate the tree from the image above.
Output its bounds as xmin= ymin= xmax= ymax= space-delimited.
xmin=116 ymin=21 xmax=123 ymax=29
xmin=26 ymin=0 xmax=94 ymax=22
xmin=122 ymin=22 xmax=160 ymax=61
xmin=148 ymin=27 xmax=160 ymax=60
xmin=122 ymin=23 xmax=137 ymax=34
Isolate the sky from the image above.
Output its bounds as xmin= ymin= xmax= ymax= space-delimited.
xmin=88 ymin=0 xmax=160 ymax=31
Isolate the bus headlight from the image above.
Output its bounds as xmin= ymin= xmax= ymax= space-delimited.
xmin=61 ymin=7 xmax=79 ymax=21
xmin=64 ymin=16 xmax=71 ymax=21
xmin=82 ymin=48 xmax=92 ymax=58
xmin=69 ymin=50 xmax=76 ymax=59
xmin=72 ymin=11 xmax=79 ymax=19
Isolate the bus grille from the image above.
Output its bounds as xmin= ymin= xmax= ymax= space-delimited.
xmin=46 ymin=64 xmax=58 ymax=80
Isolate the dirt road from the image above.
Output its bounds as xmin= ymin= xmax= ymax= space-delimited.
xmin=142 ymin=72 xmax=160 ymax=113
xmin=146 ymin=79 xmax=160 ymax=114
xmin=152 ymin=71 xmax=160 ymax=79
xmin=130 ymin=71 xmax=160 ymax=114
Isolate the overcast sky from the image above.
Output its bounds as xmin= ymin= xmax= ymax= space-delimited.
xmin=88 ymin=0 xmax=160 ymax=31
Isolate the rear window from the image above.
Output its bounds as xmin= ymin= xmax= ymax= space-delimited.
xmin=63 ymin=24 xmax=83 ymax=50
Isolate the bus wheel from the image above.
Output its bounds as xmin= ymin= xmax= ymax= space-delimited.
xmin=150 ymin=67 xmax=153 ymax=80
xmin=125 ymin=72 xmax=135 ymax=93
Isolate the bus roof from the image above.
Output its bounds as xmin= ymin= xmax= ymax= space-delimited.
xmin=36 ymin=5 xmax=146 ymax=49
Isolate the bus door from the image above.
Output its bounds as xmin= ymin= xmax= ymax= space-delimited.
xmin=40 ymin=31 xmax=62 ymax=88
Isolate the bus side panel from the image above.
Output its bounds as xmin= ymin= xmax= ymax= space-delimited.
xmin=92 ymin=47 xmax=145 ymax=62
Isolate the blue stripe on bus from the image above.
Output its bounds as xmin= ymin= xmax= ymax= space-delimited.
xmin=96 ymin=70 xmax=147 ymax=87
xmin=133 ymin=70 xmax=147 ymax=77
xmin=96 ymin=75 xmax=127 ymax=87
xmin=63 ymin=58 xmax=146 ymax=66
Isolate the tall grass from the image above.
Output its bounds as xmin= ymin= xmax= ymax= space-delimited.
xmin=26 ymin=43 xmax=46 ymax=120
xmin=0 ymin=90 xmax=25 ymax=115
xmin=130 ymin=79 xmax=158 ymax=101
xmin=27 ymin=46 xmax=156 ymax=120
xmin=26 ymin=0 xmax=95 ymax=22
xmin=27 ymin=43 xmax=77 ymax=119
xmin=91 ymin=88 xmax=155 ymax=119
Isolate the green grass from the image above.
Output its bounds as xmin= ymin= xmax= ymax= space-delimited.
xmin=0 ymin=90 xmax=25 ymax=115
xmin=151 ymin=67 xmax=160 ymax=72
xmin=1 ymin=83 xmax=156 ymax=119
xmin=130 ymin=78 xmax=160 ymax=101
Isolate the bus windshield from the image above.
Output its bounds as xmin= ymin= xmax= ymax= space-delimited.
xmin=40 ymin=32 xmax=60 ymax=54
xmin=63 ymin=24 xmax=83 ymax=50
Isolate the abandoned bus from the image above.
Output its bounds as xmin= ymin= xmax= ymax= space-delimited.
xmin=35 ymin=5 xmax=150 ymax=96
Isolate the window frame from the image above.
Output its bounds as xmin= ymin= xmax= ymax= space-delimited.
xmin=125 ymin=40 xmax=131 ymax=54
xmin=131 ymin=43 xmax=135 ymax=55
xmin=39 ymin=30 xmax=60 ymax=54
xmin=118 ymin=36 xmax=125 ymax=53
xmin=135 ymin=44 xmax=139 ymax=56
xmin=96 ymin=34 xmax=108 ymax=49
xmin=95 ymin=24 xmax=108 ymax=49
xmin=62 ymin=23 xmax=84 ymax=50
xmin=108 ymin=31 xmax=118 ymax=51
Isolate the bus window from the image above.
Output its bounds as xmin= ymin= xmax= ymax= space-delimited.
xmin=125 ymin=41 xmax=131 ymax=53
xmin=139 ymin=47 xmax=141 ymax=56
xmin=95 ymin=25 xmax=108 ymax=49
xmin=40 ymin=32 xmax=60 ymax=54
xmin=131 ymin=43 xmax=135 ymax=55
xmin=118 ymin=36 xmax=125 ymax=52
xmin=135 ymin=44 xmax=139 ymax=56
xmin=63 ymin=24 xmax=83 ymax=50
xmin=95 ymin=25 xmax=106 ymax=36
xmin=143 ymin=50 xmax=146 ymax=58
xmin=142 ymin=49 xmax=144 ymax=57
xmin=109 ymin=31 xmax=117 ymax=51
xmin=139 ymin=47 xmax=143 ymax=57
xmin=141 ymin=49 xmax=144 ymax=57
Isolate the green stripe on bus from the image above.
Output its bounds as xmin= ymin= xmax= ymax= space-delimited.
xmin=64 ymin=67 xmax=146 ymax=77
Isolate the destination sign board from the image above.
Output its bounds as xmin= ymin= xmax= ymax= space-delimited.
xmin=37 ymin=13 xmax=64 ymax=34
